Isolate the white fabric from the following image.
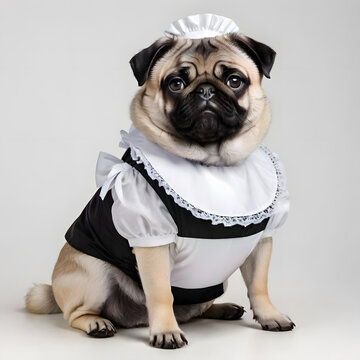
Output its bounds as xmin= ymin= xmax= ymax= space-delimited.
xmin=262 ymin=188 xmax=290 ymax=238
xmin=169 ymin=234 xmax=261 ymax=288
xmin=109 ymin=167 xmax=178 ymax=248
xmin=96 ymin=152 xmax=133 ymax=201
xmin=164 ymin=13 xmax=239 ymax=39
xmin=118 ymin=126 xmax=283 ymax=227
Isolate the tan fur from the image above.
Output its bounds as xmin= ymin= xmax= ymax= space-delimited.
xmin=51 ymin=244 xmax=112 ymax=326
xmin=132 ymin=245 xmax=183 ymax=339
xmin=240 ymin=237 xmax=294 ymax=330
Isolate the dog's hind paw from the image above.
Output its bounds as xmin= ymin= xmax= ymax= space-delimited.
xmin=86 ymin=318 xmax=117 ymax=338
xmin=199 ymin=302 xmax=245 ymax=320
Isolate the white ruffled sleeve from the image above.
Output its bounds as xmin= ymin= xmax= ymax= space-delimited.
xmin=109 ymin=165 xmax=178 ymax=247
xmin=261 ymin=153 xmax=290 ymax=238
xmin=261 ymin=188 xmax=290 ymax=238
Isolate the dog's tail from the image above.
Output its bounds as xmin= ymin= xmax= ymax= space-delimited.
xmin=25 ymin=284 xmax=61 ymax=314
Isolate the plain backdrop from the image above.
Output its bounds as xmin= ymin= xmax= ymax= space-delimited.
xmin=0 ymin=0 xmax=359 ymax=359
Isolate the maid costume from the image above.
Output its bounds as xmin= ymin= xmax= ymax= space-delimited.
xmin=65 ymin=14 xmax=290 ymax=306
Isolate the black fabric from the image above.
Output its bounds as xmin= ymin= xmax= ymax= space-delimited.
xmin=121 ymin=148 xmax=270 ymax=239
xmin=172 ymin=283 xmax=224 ymax=305
xmin=65 ymin=188 xmax=142 ymax=286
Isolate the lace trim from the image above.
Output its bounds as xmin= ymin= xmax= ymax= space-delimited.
xmin=127 ymin=145 xmax=287 ymax=227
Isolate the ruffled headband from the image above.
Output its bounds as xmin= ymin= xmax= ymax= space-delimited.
xmin=164 ymin=13 xmax=239 ymax=39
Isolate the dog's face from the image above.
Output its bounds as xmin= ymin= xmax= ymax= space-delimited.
xmin=129 ymin=33 xmax=276 ymax=165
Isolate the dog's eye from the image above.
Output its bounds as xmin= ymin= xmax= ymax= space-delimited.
xmin=226 ymin=75 xmax=243 ymax=90
xmin=169 ymin=78 xmax=185 ymax=92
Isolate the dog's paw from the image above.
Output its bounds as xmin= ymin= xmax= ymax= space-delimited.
xmin=225 ymin=303 xmax=245 ymax=320
xmin=200 ymin=302 xmax=245 ymax=320
xmin=253 ymin=310 xmax=295 ymax=331
xmin=149 ymin=332 xmax=188 ymax=349
xmin=86 ymin=318 xmax=117 ymax=338
xmin=216 ymin=303 xmax=245 ymax=320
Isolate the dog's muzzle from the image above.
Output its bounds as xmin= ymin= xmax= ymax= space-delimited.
xmin=170 ymin=83 xmax=247 ymax=145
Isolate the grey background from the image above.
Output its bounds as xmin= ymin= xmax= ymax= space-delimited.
xmin=0 ymin=0 xmax=359 ymax=359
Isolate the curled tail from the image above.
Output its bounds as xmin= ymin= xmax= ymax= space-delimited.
xmin=25 ymin=284 xmax=61 ymax=314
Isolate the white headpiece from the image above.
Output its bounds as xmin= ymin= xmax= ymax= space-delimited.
xmin=164 ymin=13 xmax=239 ymax=39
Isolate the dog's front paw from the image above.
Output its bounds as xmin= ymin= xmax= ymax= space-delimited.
xmin=253 ymin=310 xmax=295 ymax=331
xmin=149 ymin=331 xmax=188 ymax=349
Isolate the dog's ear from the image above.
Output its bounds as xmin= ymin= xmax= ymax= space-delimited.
xmin=228 ymin=33 xmax=276 ymax=79
xmin=129 ymin=37 xmax=177 ymax=86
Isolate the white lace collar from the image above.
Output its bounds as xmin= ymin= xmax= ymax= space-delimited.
xmin=117 ymin=126 xmax=286 ymax=227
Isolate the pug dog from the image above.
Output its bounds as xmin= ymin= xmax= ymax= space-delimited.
xmin=26 ymin=26 xmax=295 ymax=350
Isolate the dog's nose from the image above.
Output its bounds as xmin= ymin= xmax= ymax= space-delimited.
xmin=195 ymin=83 xmax=215 ymax=100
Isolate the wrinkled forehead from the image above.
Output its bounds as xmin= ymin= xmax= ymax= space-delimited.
xmin=157 ymin=36 xmax=261 ymax=83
